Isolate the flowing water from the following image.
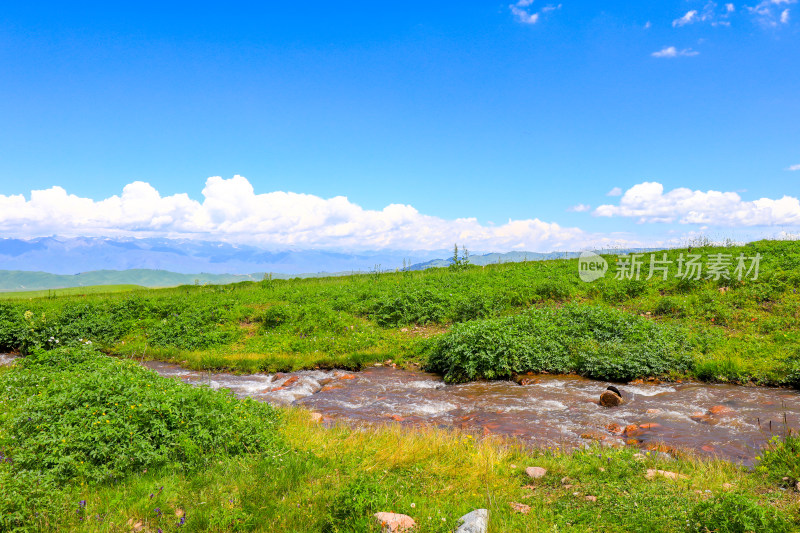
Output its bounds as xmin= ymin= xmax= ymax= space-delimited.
xmin=3 ymin=354 xmax=797 ymax=464
xmin=141 ymin=361 xmax=799 ymax=464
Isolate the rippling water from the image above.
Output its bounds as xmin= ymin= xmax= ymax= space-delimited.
xmin=142 ymin=360 xmax=800 ymax=464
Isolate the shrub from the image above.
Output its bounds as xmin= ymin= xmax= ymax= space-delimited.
xmin=653 ymin=296 xmax=686 ymax=317
xmin=756 ymin=430 xmax=800 ymax=483
xmin=427 ymin=304 xmax=693 ymax=383
xmin=0 ymin=346 xmax=284 ymax=484
xmin=686 ymin=491 xmax=792 ymax=533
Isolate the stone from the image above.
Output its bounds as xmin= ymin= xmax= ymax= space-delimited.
xmin=455 ymin=509 xmax=488 ymax=533
xmin=722 ymin=483 xmax=733 ymax=490
xmin=585 ymin=495 xmax=597 ymax=502
xmin=646 ymin=469 xmax=689 ymax=481
xmin=525 ymin=466 xmax=547 ymax=479
xmin=638 ymin=423 xmax=661 ymax=430
xmin=339 ymin=374 xmax=356 ymax=380
xmin=605 ymin=423 xmax=623 ymax=434
xmin=373 ymin=512 xmax=416 ymax=533
xmin=708 ymin=405 xmax=735 ymax=416
xmin=623 ymin=424 xmax=642 ymax=437
xmin=309 ymin=412 xmax=323 ymax=423
xmin=599 ymin=390 xmax=623 ymax=407
xmin=646 ymin=408 xmax=662 ymax=415
xmin=580 ymin=431 xmax=608 ymax=441
xmin=509 ymin=502 xmax=530 ymax=514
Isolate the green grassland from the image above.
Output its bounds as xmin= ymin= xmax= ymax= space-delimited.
xmin=2 ymin=240 xmax=800 ymax=530
xmin=0 ymin=285 xmax=146 ymax=300
xmin=2 ymin=347 xmax=799 ymax=532
xmin=1 ymin=239 xmax=799 ymax=385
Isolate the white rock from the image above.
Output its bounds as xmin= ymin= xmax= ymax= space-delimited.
xmin=455 ymin=509 xmax=488 ymax=533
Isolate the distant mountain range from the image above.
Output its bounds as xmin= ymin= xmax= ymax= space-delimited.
xmin=0 ymin=236 xmax=661 ymax=291
xmin=0 ymin=237 xmax=443 ymax=276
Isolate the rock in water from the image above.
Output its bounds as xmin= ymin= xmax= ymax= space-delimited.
xmin=373 ymin=512 xmax=416 ymax=533
xmin=599 ymin=389 xmax=623 ymax=407
xmin=455 ymin=509 xmax=488 ymax=533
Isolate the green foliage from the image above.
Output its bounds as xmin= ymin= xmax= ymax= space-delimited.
xmin=428 ymin=304 xmax=693 ymax=382
xmin=756 ymin=430 xmax=800 ymax=483
xmin=0 ymin=465 xmax=63 ymax=533
xmin=686 ymin=491 xmax=792 ymax=533
xmin=323 ymin=474 xmax=385 ymax=532
xmin=0 ymin=346 xmax=284 ymax=484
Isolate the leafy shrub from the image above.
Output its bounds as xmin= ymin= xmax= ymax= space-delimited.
xmin=0 ymin=465 xmax=64 ymax=533
xmin=323 ymin=474 xmax=384 ymax=532
xmin=686 ymin=491 xmax=792 ymax=533
xmin=427 ymin=304 xmax=693 ymax=383
xmin=756 ymin=430 xmax=800 ymax=483
xmin=0 ymin=346 xmax=284 ymax=484
xmin=653 ymin=296 xmax=686 ymax=317
xmin=260 ymin=304 xmax=294 ymax=328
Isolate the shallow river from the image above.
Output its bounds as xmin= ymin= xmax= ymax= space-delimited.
xmin=142 ymin=361 xmax=799 ymax=464
xmin=3 ymin=354 xmax=797 ymax=464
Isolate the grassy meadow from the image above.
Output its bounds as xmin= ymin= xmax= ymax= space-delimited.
xmin=2 ymin=239 xmax=800 ymax=531
xmin=0 ymin=239 xmax=799 ymax=385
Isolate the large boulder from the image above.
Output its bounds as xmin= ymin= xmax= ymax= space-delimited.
xmin=455 ymin=509 xmax=488 ymax=533
xmin=599 ymin=386 xmax=624 ymax=407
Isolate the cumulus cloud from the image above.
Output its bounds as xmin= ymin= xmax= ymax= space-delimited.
xmin=593 ymin=181 xmax=800 ymax=226
xmin=781 ymin=8 xmax=791 ymax=22
xmin=0 ymin=176 xmax=631 ymax=252
xmin=509 ymin=0 xmax=561 ymax=24
xmin=652 ymin=46 xmax=700 ymax=58
xmin=606 ymin=187 xmax=623 ymax=197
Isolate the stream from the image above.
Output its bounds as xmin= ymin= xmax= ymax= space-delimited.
xmin=3 ymin=354 xmax=798 ymax=464
xmin=143 ymin=360 xmax=799 ymax=465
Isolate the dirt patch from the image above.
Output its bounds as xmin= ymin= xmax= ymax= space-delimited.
xmin=398 ymin=324 xmax=449 ymax=339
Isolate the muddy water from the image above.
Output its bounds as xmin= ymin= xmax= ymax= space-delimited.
xmin=141 ymin=361 xmax=799 ymax=464
xmin=3 ymin=354 xmax=797 ymax=464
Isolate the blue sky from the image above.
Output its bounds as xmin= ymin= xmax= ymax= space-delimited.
xmin=0 ymin=1 xmax=798 ymax=252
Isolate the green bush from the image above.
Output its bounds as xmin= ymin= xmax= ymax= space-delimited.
xmin=686 ymin=491 xmax=792 ymax=533
xmin=756 ymin=430 xmax=800 ymax=483
xmin=427 ymin=304 xmax=693 ymax=382
xmin=0 ymin=346 xmax=284 ymax=484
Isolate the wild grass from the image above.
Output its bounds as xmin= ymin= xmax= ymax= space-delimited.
xmin=0 ymin=239 xmax=798 ymax=384
xmin=0 ymin=284 xmax=146 ymax=300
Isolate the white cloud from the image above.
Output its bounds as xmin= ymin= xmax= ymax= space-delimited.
xmin=607 ymin=187 xmax=623 ymax=197
xmin=651 ymin=46 xmax=700 ymax=58
xmin=509 ymin=0 xmax=560 ymax=24
xmin=673 ymin=10 xmax=699 ymax=26
xmin=0 ymin=176 xmax=633 ymax=252
xmin=726 ymin=3 xmax=736 ymax=12
xmin=510 ymin=5 xmax=539 ymax=24
xmin=568 ymin=204 xmax=592 ymax=212
xmin=787 ymin=164 xmax=800 ymax=171
xmin=747 ymin=0 xmax=796 ymax=26
xmin=594 ymin=181 xmax=800 ymax=226
xmin=644 ymin=21 xmax=652 ymax=29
